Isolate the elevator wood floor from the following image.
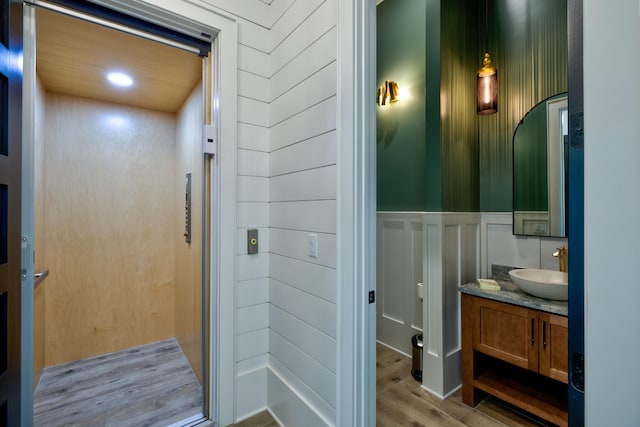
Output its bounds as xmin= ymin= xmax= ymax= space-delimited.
xmin=34 ymin=338 xmax=203 ymax=427
xmin=233 ymin=343 xmax=553 ymax=427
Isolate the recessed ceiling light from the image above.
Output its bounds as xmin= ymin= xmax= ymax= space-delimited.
xmin=107 ymin=71 xmax=133 ymax=87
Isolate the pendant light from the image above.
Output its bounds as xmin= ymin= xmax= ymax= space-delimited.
xmin=477 ymin=0 xmax=497 ymax=115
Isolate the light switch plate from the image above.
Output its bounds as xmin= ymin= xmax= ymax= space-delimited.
xmin=308 ymin=234 xmax=318 ymax=258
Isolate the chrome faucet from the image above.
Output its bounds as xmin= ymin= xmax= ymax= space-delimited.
xmin=553 ymin=246 xmax=568 ymax=273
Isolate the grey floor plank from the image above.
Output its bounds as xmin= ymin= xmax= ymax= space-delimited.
xmin=34 ymin=338 xmax=203 ymax=427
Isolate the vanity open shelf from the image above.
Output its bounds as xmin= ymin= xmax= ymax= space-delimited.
xmin=461 ymin=292 xmax=568 ymax=427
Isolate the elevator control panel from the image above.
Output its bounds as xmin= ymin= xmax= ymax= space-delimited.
xmin=184 ymin=173 xmax=191 ymax=243
xmin=248 ymin=229 xmax=258 ymax=254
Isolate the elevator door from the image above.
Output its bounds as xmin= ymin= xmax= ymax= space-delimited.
xmin=0 ymin=0 xmax=24 ymax=425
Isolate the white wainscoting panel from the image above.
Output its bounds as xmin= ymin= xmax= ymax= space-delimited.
xmin=376 ymin=213 xmax=424 ymax=356
xmin=421 ymin=213 xmax=480 ymax=398
xmin=480 ymin=213 xmax=567 ymax=277
xmin=374 ymin=212 xmax=568 ymax=403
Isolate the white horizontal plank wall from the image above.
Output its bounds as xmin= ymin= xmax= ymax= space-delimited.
xmin=376 ymin=213 xmax=423 ymax=356
xmin=480 ymin=213 xmax=567 ymax=278
xmin=422 ymin=213 xmax=480 ymax=399
xmin=224 ymin=1 xmax=274 ymax=421
xmin=268 ymin=0 xmax=338 ymax=426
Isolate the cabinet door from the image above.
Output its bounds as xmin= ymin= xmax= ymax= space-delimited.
xmin=473 ymin=297 xmax=538 ymax=372
xmin=539 ymin=313 xmax=569 ymax=383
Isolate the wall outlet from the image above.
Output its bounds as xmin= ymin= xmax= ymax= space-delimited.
xmin=308 ymin=234 xmax=318 ymax=258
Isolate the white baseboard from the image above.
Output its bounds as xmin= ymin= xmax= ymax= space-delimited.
xmin=267 ymin=366 xmax=332 ymax=427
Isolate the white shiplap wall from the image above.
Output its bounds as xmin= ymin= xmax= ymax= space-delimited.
xmin=267 ymin=0 xmax=338 ymax=426
xmin=164 ymin=1 xmax=340 ymax=423
xmin=231 ymin=2 xmax=273 ymax=421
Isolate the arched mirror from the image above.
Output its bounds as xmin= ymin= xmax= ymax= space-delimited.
xmin=513 ymin=93 xmax=568 ymax=237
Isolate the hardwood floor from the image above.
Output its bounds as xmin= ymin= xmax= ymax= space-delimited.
xmin=233 ymin=344 xmax=555 ymax=427
xmin=34 ymin=338 xmax=203 ymax=427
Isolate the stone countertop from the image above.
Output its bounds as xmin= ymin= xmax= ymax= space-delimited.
xmin=459 ymin=279 xmax=568 ymax=316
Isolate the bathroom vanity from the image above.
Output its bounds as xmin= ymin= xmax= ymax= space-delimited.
xmin=460 ymin=281 xmax=568 ymax=427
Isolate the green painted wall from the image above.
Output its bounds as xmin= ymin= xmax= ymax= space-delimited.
xmin=377 ymin=0 xmax=478 ymax=212
xmin=440 ymin=0 xmax=479 ymax=211
xmin=479 ymin=0 xmax=568 ymax=211
xmin=376 ymin=0 xmax=428 ymax=211
xmin=513 ymin=102 xmax=548 ymax=211
xmin=376 ymin=0 xmax=567 ymax=213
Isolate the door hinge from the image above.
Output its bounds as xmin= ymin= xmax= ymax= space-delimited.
xmin=368 ymin=290 xmax=375 ymax=304
xmin=571 ymin=352 xmax=585 ymax=392
xmin=21 ymin=235 xmax=29 ymax=280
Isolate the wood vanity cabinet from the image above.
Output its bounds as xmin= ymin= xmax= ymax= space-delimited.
xmin=462 ymin=293 xmax=568 ymax=427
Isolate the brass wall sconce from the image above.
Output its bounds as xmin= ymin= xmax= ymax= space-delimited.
xmin=376 ymin=80 xmax=399 ymax=106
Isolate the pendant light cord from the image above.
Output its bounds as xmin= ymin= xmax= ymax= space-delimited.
xmin=484 ymin=0 xmax=489 ymax=54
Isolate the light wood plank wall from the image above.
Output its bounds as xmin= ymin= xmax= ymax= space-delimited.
xmin=33 ymin=76 xmax=47 ymax=388
xmin=175 ymin=83 xmax=204 ymax=383
xmin=39 ymin=93 xmax=177 ymax=366
xmin=267 ymin=1 xmax=338 ymax=425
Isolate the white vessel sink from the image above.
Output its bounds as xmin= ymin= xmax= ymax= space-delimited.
xmin=508 ymin=268 xmax=568 ymax=301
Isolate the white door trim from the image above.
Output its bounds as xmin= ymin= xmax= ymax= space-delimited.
xmin=336 ymin=1 xmax=376 ymax=425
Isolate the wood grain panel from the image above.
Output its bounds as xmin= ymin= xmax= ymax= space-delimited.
xmin=33 ymin=284 xmax=45 ymax=389
xmin=174 ymin=84 xmax=203 ymax=383
xmin=36 ymin=8 xmax=202 ymax=114
xmin=42 ymin=94 xmax=176 ymax=367
xmin=34 ymin=76 xmax=48 ymax=388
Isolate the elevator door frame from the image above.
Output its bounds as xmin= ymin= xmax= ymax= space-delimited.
xmin=21 ymin=1 xmax=238 ymax=425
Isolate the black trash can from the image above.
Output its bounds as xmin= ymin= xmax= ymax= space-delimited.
xmin=411 ymin=334 xmax=423 ymax=381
